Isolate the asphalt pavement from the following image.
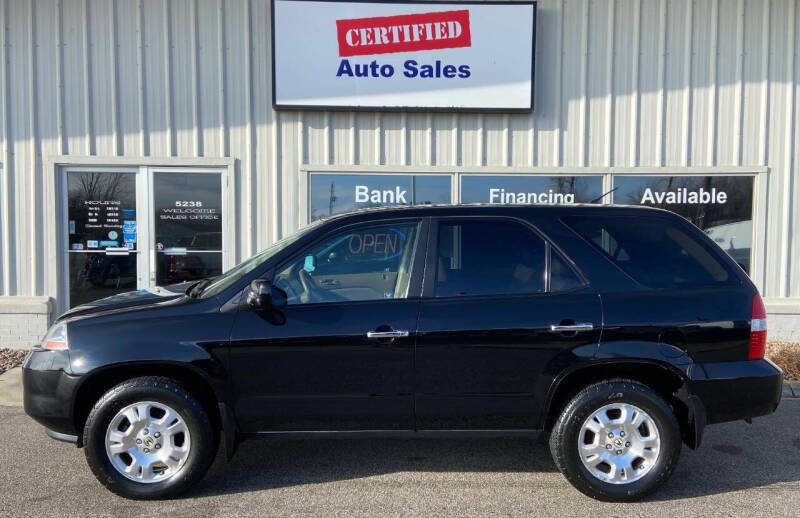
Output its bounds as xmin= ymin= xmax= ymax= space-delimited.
xmin=1 ymin=397 xmax=799 ymax=517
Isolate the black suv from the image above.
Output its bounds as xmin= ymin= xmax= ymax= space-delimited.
xmin=23 ymin=205 xmax=782 ymax=501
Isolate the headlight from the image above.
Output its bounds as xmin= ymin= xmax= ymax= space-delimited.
xmin=41 ymin=323 xmax=69 ymax=350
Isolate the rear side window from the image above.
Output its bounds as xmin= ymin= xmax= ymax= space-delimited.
xmin=435 ymin=220 xmax=546 ymax=297
xmin=564 ymin=215 xmax=734 ymax=288
xmin=550 ymin=251 xmax=584 ymax=292
xmin=433 ymin=219 xmax=585 ymax=297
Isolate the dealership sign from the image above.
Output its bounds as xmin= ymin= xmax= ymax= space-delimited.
xmin=272 ymin=0 xmax=536 ymax=110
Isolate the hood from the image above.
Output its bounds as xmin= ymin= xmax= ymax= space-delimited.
xmin=57 ymin=282 xmax=196 ymax=322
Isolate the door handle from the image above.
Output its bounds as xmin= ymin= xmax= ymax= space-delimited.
xmin=319 ymin=279 xmax=339 ymax=288
xmin=549 ymin=323 xmax=594 ymax=332
xmin=366 ymin=330 xmax=410 ymax=339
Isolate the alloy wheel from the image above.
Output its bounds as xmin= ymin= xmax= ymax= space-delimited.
xmin=577 ymin=402 xmax=661 ymax=484
xmin=104 ymin=401 xmax=191 ymax=484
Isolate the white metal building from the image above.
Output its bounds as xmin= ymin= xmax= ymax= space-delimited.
xmin=0 ymin=0 xmax=799 ymax=347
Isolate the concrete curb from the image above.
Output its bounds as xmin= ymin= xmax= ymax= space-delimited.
xmin=786 ymin=381 xmax=800 ymax=399
xmin=0 ymin=367 xmax=23 ymax=407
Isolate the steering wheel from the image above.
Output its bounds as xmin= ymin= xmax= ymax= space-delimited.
xmin=298 ymin=267 xmax=328 ymax=303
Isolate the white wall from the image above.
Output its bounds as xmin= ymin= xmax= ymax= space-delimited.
xmin=0 ymin=0 xmax=798 ymax=345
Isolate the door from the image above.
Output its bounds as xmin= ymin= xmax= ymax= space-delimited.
xmin=415 ymin=218 xmax=602 ymax=430
xmin=63 ymin=167 xmax=227 ymax=309
xmin=65 ymin=170 xmax=141 ymax=307
xmin=151 ymin=171 xmax=225 ymax=287
xmin=228 ymin=219 xmax=427 ymax=432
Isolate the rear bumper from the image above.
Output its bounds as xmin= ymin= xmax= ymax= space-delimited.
xmin=690 ymin=358 xmax=783 ymax=425
xmin=22 ymin=350 xmax=81 ymax=437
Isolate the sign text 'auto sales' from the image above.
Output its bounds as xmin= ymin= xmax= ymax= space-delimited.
xmin=273 ymin=1 xmax=535 ymax=110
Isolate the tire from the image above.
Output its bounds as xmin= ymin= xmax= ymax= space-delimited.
xmin=83 ymin=376 xmax=217 ymax=499
xmin=549 ymin=379 xmax=681 ymax=502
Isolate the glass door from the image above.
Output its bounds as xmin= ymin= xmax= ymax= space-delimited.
xmin=63 ymin=167 xmax=227 ymax=309
xmin=65 ymin=170 xmax=141 ymax=307
xmin=151 ymin=171 xmax=224 ymax=287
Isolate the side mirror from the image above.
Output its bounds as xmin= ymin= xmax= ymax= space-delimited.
xmin=247 ymin=279 xmax=287 ymax=310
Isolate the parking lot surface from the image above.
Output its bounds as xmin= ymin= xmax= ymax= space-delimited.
xmin=1 ymin=400 xmax=798 ymax=517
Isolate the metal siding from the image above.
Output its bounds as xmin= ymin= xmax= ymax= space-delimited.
xmin=792 ymin=0 xmax=800 ymax=297
xmin=0 ymin=0 xmax=796 ymax=303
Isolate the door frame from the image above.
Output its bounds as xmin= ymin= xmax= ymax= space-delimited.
xmin=55 ymin=161 xmax=234 ymax=315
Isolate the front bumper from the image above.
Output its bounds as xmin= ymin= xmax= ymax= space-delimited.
xmin=22 ymin=349 xmax=81 ymax=437
xmin=690 ymin=358 xmax=783 ymax=425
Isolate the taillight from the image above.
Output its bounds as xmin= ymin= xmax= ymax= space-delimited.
xmin=749 ymin=293 xmax=767 ymax=360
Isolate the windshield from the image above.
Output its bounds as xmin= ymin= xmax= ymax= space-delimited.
xmin=198 ymin=221 xmax=322 ymax=299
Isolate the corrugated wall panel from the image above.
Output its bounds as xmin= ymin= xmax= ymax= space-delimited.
xmin=791 ymin=0 xmax=800 ymax=297
xmin=8 ymin=0 xmax=33 ymax=296
xmin=34 ymin=0 xmax=60 ymax=296
xmin=116 ymin=0 xmax=144 ymax=156
xmin=0 ymin=0 xmax=798 ymax=302
xmin=587 ymin=0 xmax=613 ymax=167
xmin=636 ymin=0 xmax=664 ymax=167
xmin=767 ymin=0 xmax=796 ymax=297
xmin=689 ymin=0 xmax=715 ymax=167
xmin=715 ymin=0 xmax=742 ymax=167
xmin=87 ymin=0 xmax=116 ymax=157
xmin=142 ymin=0 xmax=170 ymax=156
xmin=168 ymin=0 xmax=197 ymax=157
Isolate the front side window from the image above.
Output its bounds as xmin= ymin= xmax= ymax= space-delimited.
xmin=435 ymin=220 xmax=547 ymax=297
xmin=274 ymin=222 xmax=420 ymax=304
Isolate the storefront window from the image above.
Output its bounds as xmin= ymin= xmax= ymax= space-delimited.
xmin=460 ymin=175 xmax=604 ymax=204
xmin=153 ymin=172 xmax=224 ymax=286
xmin=309 ymin=174 xmax=451 ymax=221
xmin=612 ymin=176 xmax=754 ymax=273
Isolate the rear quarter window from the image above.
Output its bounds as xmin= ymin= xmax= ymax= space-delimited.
xmin=563 ymin=214 xmax=738 ymax=289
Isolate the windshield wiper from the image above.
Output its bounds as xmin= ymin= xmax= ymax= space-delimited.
xmin=187 ymin=278 xmax=213 ymax=298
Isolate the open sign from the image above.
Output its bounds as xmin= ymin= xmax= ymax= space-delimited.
xmin=348 ymin=228 xmax=406 ymax=258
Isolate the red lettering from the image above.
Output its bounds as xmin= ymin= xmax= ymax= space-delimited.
xmin=336 ymin=10 xmax=471 ymax=57
xmin=362 ymin=233 xmax=375 ymax=253
xmin=374 ymin=233 xmax=386 ymax=254
xmin=348 ymin=234 xmax=362 ymax=254
xmin=385 ymin=234 xmax=398 ymax=255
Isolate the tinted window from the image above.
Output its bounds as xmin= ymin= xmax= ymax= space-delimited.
xmin=613 ymin=175 xmax=753 ymax=273
xmin=550 ymin=251 xmax=583 ymax=292
xmin=435 ymin=220 xmax=546 ymax=297
xmin=565 ymin=216 xmax=734 ymax=288
xmin=274 ymin=222 xmax=420 ymax=304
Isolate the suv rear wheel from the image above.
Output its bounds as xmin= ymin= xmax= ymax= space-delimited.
xmin=549 ymin=379 xmax=681 ymax=501
xmin=83 ymin=376 xmax=217 ymax=499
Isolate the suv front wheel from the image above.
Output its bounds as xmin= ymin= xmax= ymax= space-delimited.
xmin=549 ymin=379 xmax=681 ymax=501
xmin=83 ymin=376 xmax=217 ymax=499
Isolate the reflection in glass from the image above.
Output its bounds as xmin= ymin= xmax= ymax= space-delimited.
xmin=612 ymin=176 xmax=754 ymax=273
xmin=68 ymin=253 xmax=137 ymax=307
xmin=153 ymin=173 xmax=223 ymax=286
xmin=460 ymin=176 xmax=604 ymax=204
xmin=274 ymin=222 xmax=420 ymax=304
xmin=309 ymin=174 xmax=452 ymax=221
xmin=156 ymin=251 xmax=223 ymax=286
xmin=67 ymin=172 xmax=137 ymax=250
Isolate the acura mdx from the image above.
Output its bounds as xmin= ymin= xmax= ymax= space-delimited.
xmin=23 ymin=205 xmax=783 ymax=501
